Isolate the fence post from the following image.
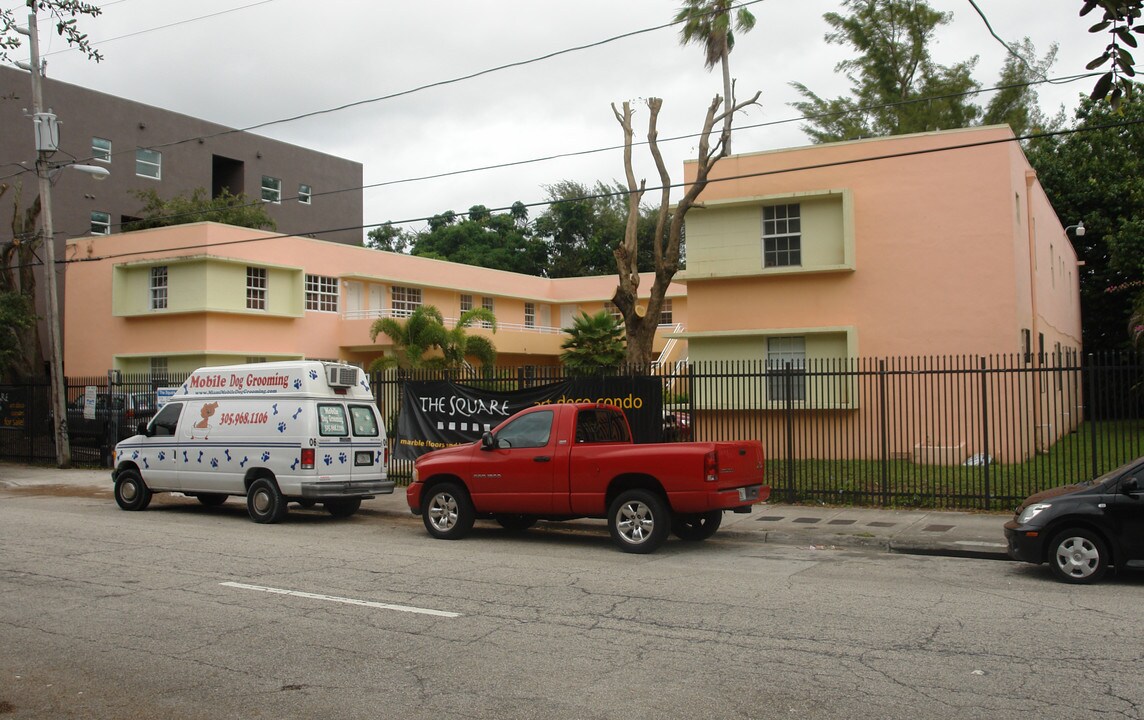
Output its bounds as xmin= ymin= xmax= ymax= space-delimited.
xmin=879 ymin=359 xmax=888 ymax=504
xmin=980 ymin=356 xmax=990 ymax=509
xmin=784 ymin=361 xmax=795 ymax=503
xmin=1086 ymin=353 xmax=1098 ymax=479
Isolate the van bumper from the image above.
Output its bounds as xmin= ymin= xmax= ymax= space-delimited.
xmin=299 ymin=479 xmax=395 ymax=498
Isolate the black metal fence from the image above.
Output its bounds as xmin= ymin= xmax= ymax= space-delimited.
xmin=4 ymin=354 xmax=1142 ymax=511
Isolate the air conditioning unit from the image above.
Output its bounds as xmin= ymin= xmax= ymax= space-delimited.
xmin=326 ymin=365 xmax=358 ymax=388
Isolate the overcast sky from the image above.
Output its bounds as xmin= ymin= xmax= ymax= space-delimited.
xmin=9 ymin=0 xmax=1106 ymax=236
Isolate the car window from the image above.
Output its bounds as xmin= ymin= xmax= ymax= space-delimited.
xmin=349 ymin=405 xmax=379 ymax=437
xmin=496 ymin=410 xmax=553 ymax=449
xmin=318 ymin=404 xmax=349 ymax=437
xmin=575 ymin=408 xmax=631 ymax=443
xmin=149 ymin=403 xmax=181 ymax=437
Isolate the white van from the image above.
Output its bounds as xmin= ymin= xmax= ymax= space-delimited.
xmin=111 ymin=361 xmax=393 ymax=523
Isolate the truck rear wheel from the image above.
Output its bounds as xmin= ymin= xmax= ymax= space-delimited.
xmin=247 ymin=478 xmax=288 ymax=524
xmin=608 ymin=489 xmax=670 ymax=554
xmin=423 ymin=483 xmax=475 ymax=540
xmin=114 ymin=469 xmax=152 ymax=511
xmin=672 ymin=510 xmax=723 ymax=541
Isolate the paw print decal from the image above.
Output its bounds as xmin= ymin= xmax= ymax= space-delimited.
xmin=293 ymin=378 xmax=304 ymax=390
xmin=158 ymin=451 xmax=166 ymax=462
xmin=338 ymin=452 xmax=347 ymax=464
xmin=323 ymin=454 xmax=333 ymax=466
xmin=210 ymin=457 xmax=219 ymax=468
xmin=277 ymin=422 xmax=287 ymax=433
xmin=261 ymin=451 xmax=271 ymax=462
xmin=308 ymin=369 xmax=318 ymax=380
xmin=131 ymin=450 xmax=140 ymax=460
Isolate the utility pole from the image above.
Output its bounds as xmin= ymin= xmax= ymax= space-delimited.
xmin=17 ymin=12 xmax=71 ymax=468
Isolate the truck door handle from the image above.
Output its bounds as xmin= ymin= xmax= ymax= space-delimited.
xmin=534 ymin=456 xmax=551 ymax=463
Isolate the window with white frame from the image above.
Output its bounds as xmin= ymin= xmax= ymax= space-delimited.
xmin=762 ymin=203 xmax=801 ymax=268
xmin=767 ymin=336 xmax=806 ymax=402
xmin=460 ymin=294 xmax=473 ymax=312
xmin=481 ymin=296 xmax=495 ymax=328
xmin=659 ymin=298 xmax=674 ymax=325
xmin=135 ymin=148 xmax=161 ymax=179
xmin=246 ymin=266 xmax=267 ymax=310
xmin=261 ymin=175 xmax=282 ymax=203
xmin=298 ymin=183 xmax=312 ymax=204
xmin=305 ymin=274 xmax=338 ymax=312
xmin=90 ymin=211 xmax=110 ymax=235
xmin=524 ymin=302 xmax=535 ymax=328
xmin=150 ymin=356 xmax=168 ymax=382
xmin=392 ymin=286 xmax=422 ymax=316
xmin=92 ymin=137 xmax=111 ymax=163
xmin=150 ymin=266 xmax=168 ymax=310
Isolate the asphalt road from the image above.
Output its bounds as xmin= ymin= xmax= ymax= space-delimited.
xmin=2 ymin=487 xmax=1142 ymax=720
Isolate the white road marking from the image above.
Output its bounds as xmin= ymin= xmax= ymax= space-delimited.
xmin=220 ymin=581 xmax=461 ymax=618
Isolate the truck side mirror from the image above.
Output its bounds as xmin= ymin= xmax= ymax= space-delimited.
xmin=481 ymin=431 xmax=496 ymax=450
xmin=1122 ymin=477 xmax=1140 ymax=494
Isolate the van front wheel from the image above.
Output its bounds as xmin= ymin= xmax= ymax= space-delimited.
xmin=247 ymin=478 xmax=288 ymax=524
xmin=114 ymin=470 xmax=152 ymax=511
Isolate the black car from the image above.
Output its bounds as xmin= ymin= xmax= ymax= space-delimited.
xmin=1004 ymin=457 xmax=1144 ymax=583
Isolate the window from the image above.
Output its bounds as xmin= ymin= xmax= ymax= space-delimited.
xmin=92 ymin=137 xmax=111 ymax=163
xmin=460 ymin=294 xmax=473 ymax=312
xmin=392 ymin=286 xmax=422 ymax=317
xmin=767 ymin=336 xmax=806 ymax=402
xmin=305 ymin=274 xmax=338 ymax=312
xmin=246 ymin=267 xmax=267 ymax=310
xmin=659 ymin=298 xmax=674 ymax=325
xmin=150 ymin=356 xmax=168 ymax=382
xmin=604 ymin=301 xmax=622 ymax=321
xmin=481 ymin=296 xmax=495 ymax=328
xmin=149 ymin=402 xmax=181 ymax=437
xmin=318 ymin=404 xmax=348 ymax=437
xmin=349 ymin=406 xmax=379 ymax=437
xmin=90 ymin=211 xmax=110 ymax=235
xmin=495 ymin=410 xmax=553 ymax=449
xmin=135 ymin=148 xmax=161 ymax=179
xmin=261 ymin=175 xmax=282 ymax=203
xmin=525 ymin=302 xmax=536 ymax=328
xmin=150 ymin=266 xmax=168 ymax=310
xmin=298 ymin=183 xmax=312 ymax=204
xmin=575 ymin=408 xmax=631 ymax=444
xmin=246 ymin=356 xmax=267 ymax=364
xmin=763 ymin=203 xmax=801 ymax=268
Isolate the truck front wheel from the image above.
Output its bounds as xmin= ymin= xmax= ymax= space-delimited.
xmin=423 ymin=483 xmax=475 ymax=540
xmin=672 ymin=510 xmax=723 ymax=541
xmin=608 ymin=489 xmax=670 ymax=554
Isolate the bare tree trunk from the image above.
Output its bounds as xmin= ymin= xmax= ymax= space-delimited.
xmin=611 ymin=88 xmax=760 ymax=368
xmin=2 ymin=183 xmax=46 ymax=381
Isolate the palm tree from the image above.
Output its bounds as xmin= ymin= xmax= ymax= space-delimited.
xmin=369 ymin=304 xmax=496 ymax=372
xmin=560 ymin=311 xmax=626 ymax=373
xmin=674 ymin=0 xmax=756 ymax=152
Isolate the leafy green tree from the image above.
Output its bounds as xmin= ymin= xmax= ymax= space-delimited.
xmin=369 ymin=304 xmax=496 ymax=371
xmin=1025 ymin=95 xmax=1144 ymax=352
xmin=122 ymin=188 xmax=276 ymax=232
xmin=411 ymin=204 xmax=548 ymax=276
xmin=365 ymin=222 xmax=413 ymax=253
xmin=0 ymin=290 xmax=34 ymax=381
xmin=674 ymin=0 xmax=756 ymax=153
xmin=560 ymin=310 xmax=626 ymax=373
xmin=791 ymin=0 xmax=1055 ymax=142
xmin=1 ymin=1 xmax=103 ymax=63
xmin=1082 ymin=1 xmax=1143 ymax=109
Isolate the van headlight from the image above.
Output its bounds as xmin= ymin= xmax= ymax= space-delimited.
xmin=1017 ymin=503 xmax=1051 ymax=524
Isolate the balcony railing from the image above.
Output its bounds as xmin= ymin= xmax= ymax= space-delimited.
xmin=342 ymin=308 xmax=565 ymax=335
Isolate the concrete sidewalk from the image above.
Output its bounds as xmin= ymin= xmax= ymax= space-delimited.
xmin=0 ymin=462 xmax=1012 ymax=560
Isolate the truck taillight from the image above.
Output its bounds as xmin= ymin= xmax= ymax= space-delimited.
xmin=301 ymin=448 xmax=315 ymax=470
xmin=704 ymin=450 xmax=718 ymax=482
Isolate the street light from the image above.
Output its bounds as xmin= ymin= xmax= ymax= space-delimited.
xmin=16 ymin=13 xmax=110 ymax=468
xmin=1065 ymin=221 xmax=1086 ymax=237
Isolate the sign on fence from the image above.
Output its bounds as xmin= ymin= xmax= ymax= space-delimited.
xmin=156 ymin=387 xmax=179 ymax=409
xmin=0 ymin=389 xmax=26 ymax=430
xmin=395 ymin=377 xmax=663 ymax=459
xmin=83 ymin=386 xmax=98 ymax=420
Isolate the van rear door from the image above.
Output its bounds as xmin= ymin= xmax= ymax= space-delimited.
xmin=347 ymin=404 xmax=384 ymax=484
xmin=315 ymin=403 xmax=355 ymax=485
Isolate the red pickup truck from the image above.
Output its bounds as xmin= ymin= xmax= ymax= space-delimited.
xmin=406 ymin=402 xmax=768 ymax=553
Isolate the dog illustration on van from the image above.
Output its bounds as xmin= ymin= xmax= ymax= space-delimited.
xmin=190 ymin=402 xmax=219 ymax=440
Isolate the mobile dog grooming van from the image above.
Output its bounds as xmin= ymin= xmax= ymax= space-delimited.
xmin=112 ymin=361 xmax=393 ymax=523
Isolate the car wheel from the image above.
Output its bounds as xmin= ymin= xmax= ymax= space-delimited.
xmin=422 ymin=483 xmax=475 ymax=540
xmin=114 ymin=469 xmax=152 ymax=511
xmin=672 ymin=510 xmax=723 ymax=541
xmin=247 ymin=478 xmax=288 ymax=524
xmin=196 ymin=493 xmax=227 ymax=507
xmin=608 ymin=489 xmax=670 ymax=554
xmin=325 ymin=498 xmax=362 ymax=518
xmin=1049 ymin=528 xmax=1109 ymax=584
xmin=495 ymin=514 xmax=537 ymax=532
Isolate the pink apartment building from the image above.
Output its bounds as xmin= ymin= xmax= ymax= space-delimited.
xmin=62 ymin=222 xmax=686 ymax=377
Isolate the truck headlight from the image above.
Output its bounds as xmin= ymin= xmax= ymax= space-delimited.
xmin=1017 ymin=503 xmax=1051 ymax=524
xmin=411 ymin=467 xmax=419 ymax=483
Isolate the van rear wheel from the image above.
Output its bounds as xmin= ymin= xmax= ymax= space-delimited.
xmin=247 ymin=478 xmax=288 ymax=524
xmin=325 ymin=498 xmax=361 ymax=518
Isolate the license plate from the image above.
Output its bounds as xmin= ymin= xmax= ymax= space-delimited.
xmin=738 ymin=485 xmax=761 ymax=501
xmin=355 ymin=451 xmax=374 ymax=466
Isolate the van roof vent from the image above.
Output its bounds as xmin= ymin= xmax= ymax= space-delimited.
xmin=327 ymin=365 xmax=358 ymax=388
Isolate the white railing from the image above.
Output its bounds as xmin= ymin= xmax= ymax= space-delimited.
xmin=652 ymin=323 xmax=686 ymax=369
xmin=342 ymin=308 xmax=564 ymax=334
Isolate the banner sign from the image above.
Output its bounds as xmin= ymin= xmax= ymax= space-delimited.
xmin=395 ymin=377 xmax=663 ymax=460
xmin=0 ymin=388 xmax=27 ymax=431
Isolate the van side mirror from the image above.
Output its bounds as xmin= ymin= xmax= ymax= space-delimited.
xmin=137 ymin=422 xmax=150 ymax=437
xmin=481 ymin=432 xmax=496 ymax=450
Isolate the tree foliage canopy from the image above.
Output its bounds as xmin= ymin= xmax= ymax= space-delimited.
xmin=1 ymin=1 xmax=103 ymax=63
xmin=368 ymin=304 xmax=496 ymax=371
xmin=560 ymin=310 xmax=626 ymax=373
xmin=122 ymin=188 xmax=276 ymax=232
xmin=410 ymin=204 xmax=548 ymax=276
